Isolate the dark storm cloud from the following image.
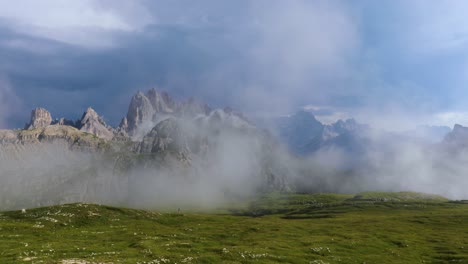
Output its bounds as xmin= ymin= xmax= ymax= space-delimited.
xmin=3 ymin=0 xmax=468 ymax=129
xmin=0 ymin=0 xmax=359 ymax=128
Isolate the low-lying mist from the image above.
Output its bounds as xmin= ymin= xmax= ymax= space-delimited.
xmin=293 ymin=129 xmax=468 ymax=200
xmin=1 ymin=118 xmax=467 ymax=211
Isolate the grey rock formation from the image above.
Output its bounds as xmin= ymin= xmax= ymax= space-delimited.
xmin=79 ymin=107 xmax=114 ymax=140
xmin=137 ymin=118 xmax=190 ymax=154
xmin=26 ymin=108 xmax=52 ymax=129
xmin=0 ymin=129 xmax=18 ymax=144
xmin=441 ymin=124 xmax=468 ymax=150
xmin=267 ymin=110 xmax=370 ymax=155
xmin=444 ymin=124 xmax=468 ymax=142
xmin=121 ymin=90 xmax=217 ymax=139
xmin=276 ymin=110 xmax=325 ymax=154
xmin=119 ymin=117 xmax=128 ymax=132
xmin=1 ymin=125 xmax=110 ymax=151
xmin=147 ymin=88 xmax=174 ymax=113
xmin=0 ymin=89 xmax=300 ymax=210
xmin=124 ymin=92 xmax=154 ymax=137
xmin=54 ymin=117 xmax=76 ymax=127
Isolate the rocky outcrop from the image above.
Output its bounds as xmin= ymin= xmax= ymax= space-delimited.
xmin=444 ymin=124 xmax=468 ymax=142
xmin=137 ymin=118 xmax=190 ymax=156
xmin=276 ymin=110 xmax=325 ymax=154
xmin=441 ymin=124 xmax=468 ymax=150
xmin=124 ymin=92 xmax=154 ymax=137
xmin=1 ymin=125 xmax=110 ymax=151
xmin=0 ymin=129 xmax=18 ymax=144
xmin=269 ymin=110 xmax=370 ymax=155
xmin=122 ymin=89 xmax=215 ymax=138
xmin=25 ymin=108 xmax=52 ymax=129
xmin=78 ymin=107 xmax=114 ymax=140
xmin=55 ymin=117 xmax=76 ymax=127
xmin=147 ymin=88 xmax=174 ymax=113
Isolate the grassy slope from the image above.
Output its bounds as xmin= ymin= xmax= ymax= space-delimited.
xmin=0 ymin=192 xmax=467 ymax=263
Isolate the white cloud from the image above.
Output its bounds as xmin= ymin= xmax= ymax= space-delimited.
xmin=0 ymin=0 xmax=153 ymax=47
xmin=248 ymin=0 xmax=358 ymax=92
xmin=433 ymin=112 xmax=468 ymax=127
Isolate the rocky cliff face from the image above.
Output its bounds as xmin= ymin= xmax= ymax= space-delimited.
xmin=24 ymin=106 xmax=116 ymax=141
xmin=137 ymin=118 xmax=189 ymax=154
xmin=125 ymin=91 xmax=155 ymax=138
xmin=267 ymin=110 xmax=370 ymax=155
xmin=147 ymin=89 xmax=174 ymax=113
xmin=0 ymin=89 xmax=292 ymax=209
xmin=441 ymin=124 xmax=468 ymax=150
xmin=0 ymin=125 xmax=110 ymax=151
xmin=276 ymin=110 xmax=324 ymax=154
xmin=121 ymin=89 xmax=213 ymax=139
xmin=25 ymin=108 xmax=52 ymax=129
xmin=78 ymin=107 xmax=114 ymax=140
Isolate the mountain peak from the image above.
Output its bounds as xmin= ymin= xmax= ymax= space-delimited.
xmin=124 ymin=91 xmax=154 ymax=137
xmin=25 ymin=107 xmax=52 ymax=130
xmin=453 ymin=124 xmax=466 ymax=131
xmin=80 ymin=107 xmax=99 ymax=123
xmin=146 ymin=88 xmax=174 ymax=113
xmin=79 ymin=107 xmax=113 ymax=140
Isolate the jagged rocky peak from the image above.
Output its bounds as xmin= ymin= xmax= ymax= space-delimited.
xmin=79 ymin=107 xmax=114 ymax=140
xmin=453 ymin=124 xmax=468 ymax=133
xmin=146 ymin=88 xmax=174 ymax=113
xmin=122 ymin=89 xmax=214 ymax=138
xmin=124 ymin=91 xmax=154 ymax=136
xmin=26 ymin=107 xmax=53 ymax=130
xmin=444 ymin=124 xmax=468 ymax=143
xmin=80 ymin=107 xmax=100 ymax=125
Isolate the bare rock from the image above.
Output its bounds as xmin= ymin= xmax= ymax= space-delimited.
xmin=26 ymin=108 xmax=52 ymax=129
xmin=79 ymin=107 xmax=114 ymax=140
xmin=55 ymin=118 xmax=76 ymax=127
xmin=0 ymin=129 xmax=19 ymax=143
xmin=137 ymin=117 xmax=190 ymax=158
xmin=146 ymin=88 xmax=174 ymax=113
xmin=119 ymin=117 xmax=128 ymax=132
xmin=124 ymin=92 xmax=154 ymax=137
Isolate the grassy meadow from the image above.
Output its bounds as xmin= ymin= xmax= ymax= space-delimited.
xmin=0 ymin=192 xmax=467 ymax=263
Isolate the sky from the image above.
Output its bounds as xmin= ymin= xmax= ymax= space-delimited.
xmin=1 ymin=0 xmax=468 ymax=130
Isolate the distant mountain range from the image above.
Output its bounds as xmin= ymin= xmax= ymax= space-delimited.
xmin=1 ymin=89 xmax=468 ymax=209
xmin=0 ymin=89 xmax=290 ymax=209
xmin=12 ymin=91 xmax=457 ymax=157
xmin=266 ymin=110 xmax=370 ymax=155
xmin=261 ymin=110 xmax=454 ymax=156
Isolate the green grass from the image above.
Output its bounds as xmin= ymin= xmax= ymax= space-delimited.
xmin=1 ymin=192 xmax=467 ymax=263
